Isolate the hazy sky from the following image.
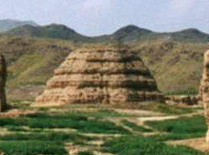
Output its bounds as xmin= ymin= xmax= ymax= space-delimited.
xmin=0 ymin=0 xmax=208 ymax=36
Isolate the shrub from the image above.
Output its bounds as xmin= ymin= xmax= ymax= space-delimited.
xmin=0 ymin=141 xmax=68 ymax=155
xmin=103 ymin=136 xmax=204 ymax=155
xmin=145 ymin=115 xmax=207 ymax=141
xmin=146 ymin=115 xmax=207 ymax=136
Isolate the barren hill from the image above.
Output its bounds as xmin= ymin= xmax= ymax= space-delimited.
xmin=0 ymin=36 xmax=208 ymax=101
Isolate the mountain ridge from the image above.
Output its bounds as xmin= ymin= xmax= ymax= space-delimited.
xmin=0 ymin=19 xmax=38 ymax=32
xmin=3 ymin=24 xmax=209 ymax=43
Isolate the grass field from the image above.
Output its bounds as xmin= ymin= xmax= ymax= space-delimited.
xmin=0 ymin=101 xmax=207 ymax=155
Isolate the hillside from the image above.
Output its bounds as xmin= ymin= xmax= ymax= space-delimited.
xmin=0 ymin=36 xmax=208 ymax=101
xmin=163 ymin=28 xmax=209 ymax=43
xmin=2 ymin=24 xmax=209 ymax=43
xmin=3 ymin=24 xmax=97 ymax=42
xmin=134 ymin=41 xmax=209 ymax=94
xmin=0 ymin=19 xmax=38 ymax=32
xmin=0 ymin=36 xmax=75 ymax=100
xmin=109 ymin=25 xmax=154 ymax=42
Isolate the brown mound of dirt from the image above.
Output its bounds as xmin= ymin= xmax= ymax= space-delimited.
xmin=33 ymin=45 xmax=163 ymax=107
xmin=199 ymin=50 xmax=209 ymax=142
xmin=167 ymin=137 xmax=209 ymax=152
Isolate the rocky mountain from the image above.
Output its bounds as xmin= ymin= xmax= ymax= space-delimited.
xmin=0 ymin=23 xmax=209 ymax=101
xmin=2 ymin=24 xmax=209 ymax=43
xmin=0 ymin=19 xmax=38 ymax=32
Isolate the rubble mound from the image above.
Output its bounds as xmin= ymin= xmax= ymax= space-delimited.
xmin=33 ymin=45 xmax=163 ymax=107
xmin=199 ymin=50 xmax=209 ymax=142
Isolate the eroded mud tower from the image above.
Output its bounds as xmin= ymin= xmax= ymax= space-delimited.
xmin=34 ymin=45 xmax=163 ymax=107
xmin=200 ymin=50 xmax=209 ymax=142
xmin=0 ymin=54 xmax=7 ymax=112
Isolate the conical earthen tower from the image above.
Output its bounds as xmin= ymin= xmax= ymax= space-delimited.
xmin=33 ymin=45 xmax=163 ymax=107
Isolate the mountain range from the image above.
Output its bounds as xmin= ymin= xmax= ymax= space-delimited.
xmin=0 ymin=19 xmax=209 ymax=101
xmin=0 ymin=19 xmax=209 ymax=43
xmin=0 ymin=19 xmax=38 ymax=32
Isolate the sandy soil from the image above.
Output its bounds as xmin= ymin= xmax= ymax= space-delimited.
xmin=167 ymin=137 xmax=209 ymax=152
xmin=0 ymin=109 xmax=37 ymax=117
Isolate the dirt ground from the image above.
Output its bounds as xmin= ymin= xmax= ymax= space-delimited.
xmin=167 ymin=137 xmax=209 ymax=152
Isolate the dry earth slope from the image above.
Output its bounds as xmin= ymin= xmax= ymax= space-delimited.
xmin=0 ymin=36 xmax=208 ymax=101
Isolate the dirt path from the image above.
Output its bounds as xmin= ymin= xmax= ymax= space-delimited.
xmin=166 ymin=137 xmax=209 ymax=152
xmin=114 ymin=109 xmax=164 ymax=117
xmin=103 ymin=110 xmax=204 ymax=138
xmin=66 ymin=138 xmax=114 ymax=155
xmin=137 ymin=110 xmax=203 ymax=124
xmin=0 ymin=109 xmax=37 ymax=117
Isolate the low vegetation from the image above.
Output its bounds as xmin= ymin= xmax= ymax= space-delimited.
xmin=123 ymin=101 xmax=195 ymax=114
xmin=146 ymin=115 xmax=207 ymax=140
xmin=77 ymin=151 xmax=94 ymax=155
xmin=103 ymin=136 xmax=204 ymax=155
xmin=0 ymin=113 xmax=129 ymax=134
xmin=0 ymin=102 xmax=207 ymax=154
xmin=0 ymin=141 xmax=68 ymax=155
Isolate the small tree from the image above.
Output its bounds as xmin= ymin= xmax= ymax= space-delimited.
xmin=0 ymin=54 xmax=7 ymax=112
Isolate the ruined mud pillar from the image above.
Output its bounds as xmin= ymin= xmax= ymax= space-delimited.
xmin=0 ymin=54 xmax=7 ymax=112
xmin=200 ymin=50 xmax=209 ymax=142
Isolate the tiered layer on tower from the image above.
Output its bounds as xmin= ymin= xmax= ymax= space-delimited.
xmin=34 ymin=45 xmax=163 ymax=107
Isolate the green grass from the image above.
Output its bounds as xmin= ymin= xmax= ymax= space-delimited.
xmin=0 ymin=114 xmax=103 ymax=155
xmin=0 ymin=132 xmax=92 ymax=143
xmin=131 ymin=102 xmax=194 ymax=114
xmin=78 ymin=151 xmax=94 ymax=155
xmin=6 ymin=126 xmax=28 ymax=132
xmin=0 ymin=112 xmax=128 ymax=154
xmin=60 ymin=109 xmax=140 ymax=118
xmin=146 ymin=115 xmax=207 ymax=140
xmin=103 ymin=136 xmax=204 ymax=155
xmin=122 ymin=120 xmax=152 ymax=132
xmin=0 ymin=141 xmax=68 ymax=155
xmin=149 ymin=133 xmax=205 ymax=141
xmin=0 ymin=113 xmax=129 ymax=134
xmin=0 ymin=102 xmax=206 ymax=154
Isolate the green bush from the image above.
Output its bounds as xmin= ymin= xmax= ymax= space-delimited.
xmin=103 ymin=136 xmax=204 ymax=155
xmin=146 ymin=115 xmax=206 ymax=134
xmin=0 ymin=132 xmax=91 ymax=142
xmin=146 ymin=115 xmax=207 ymax=139
xmin=0 ymin=141 xmax=68 ymax=155
xmin=149 ymin=133 xmax=205 ymax=141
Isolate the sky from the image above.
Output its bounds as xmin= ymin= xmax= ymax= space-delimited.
xmin=0 ymin=0 xmax=208 ymax=36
